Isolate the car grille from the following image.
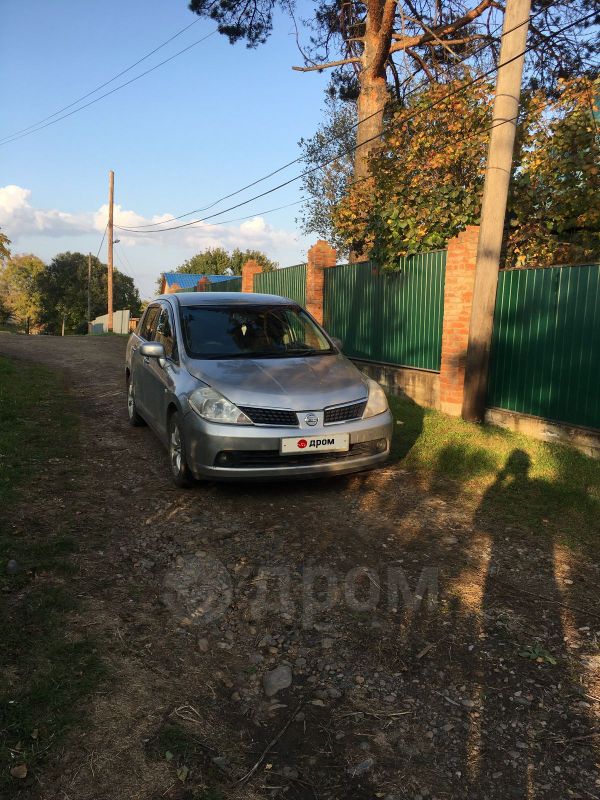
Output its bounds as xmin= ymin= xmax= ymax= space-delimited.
xmin=324 ymin=401 xmax=366 ymax=424
xmin=238 ymin=406 xmax=298 ymax=426
xmin=214 ymin=441 xmax=382 ymax=469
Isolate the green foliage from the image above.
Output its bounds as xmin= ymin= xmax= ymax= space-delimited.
xmin=0 ymin=228 xmax=11 ymax=260
xmin=332 ymin=77 xmax=600 ymax=269
xmin=0 ymin=250 xmax=143 ymax=334
xmin=0 ymin=254 xmax=46 ymax=331
xmin=298 ymin=96 xmax=356 ymax=254
xmin=507 ymin=80 xmax=600 ymax=266
xmin=175 ymin=247 xmax=277 ymax=276
xmin=38 ymin=251 xmax=142 ymax=334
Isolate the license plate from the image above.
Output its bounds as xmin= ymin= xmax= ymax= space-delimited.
xmin=280 ymin=434 xmax=350 ymax=454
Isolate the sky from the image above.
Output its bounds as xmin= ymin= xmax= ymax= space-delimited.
xmin=1 ymin=0 xmax=332 ymax=298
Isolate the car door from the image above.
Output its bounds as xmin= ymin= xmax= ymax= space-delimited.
xmin=132 ymin=304 xmax=160 ymax=418
xmin=142 ymin=303 xmax=179 ymax=442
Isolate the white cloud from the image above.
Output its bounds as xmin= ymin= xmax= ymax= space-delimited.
xmin=0 ymin=185 xmax=299 ymax=255
xmin=0 ymin=185 xmax=309 ymax=297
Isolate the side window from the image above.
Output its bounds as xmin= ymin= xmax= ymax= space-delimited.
xmin=139 ymin=306 xmax=160 ymax=341
xmin=155 ymin=307 xmax=176 ymax=359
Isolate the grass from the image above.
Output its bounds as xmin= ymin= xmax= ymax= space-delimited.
xmin=0 ymin=356 xmax=105 ymax=792
xmin=388 ymin=393 xmax=600 ymax=554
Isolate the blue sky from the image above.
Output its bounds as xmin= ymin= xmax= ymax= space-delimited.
xmin=1 ymin=0 xmax=331 ymax=297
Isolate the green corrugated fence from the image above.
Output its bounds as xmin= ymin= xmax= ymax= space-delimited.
xmin=207 ymin=276 xmax=242 ymax=292
xmin=254 ymin=264 xmax=307 ymax=306
xmin=322 ymin=252 xmax=446 ymax=372
xmin=488 ymin=263 xmax=600 ymax=429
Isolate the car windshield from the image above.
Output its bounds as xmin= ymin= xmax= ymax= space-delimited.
xmin=179 ymin=304 xmax=335 ymax=359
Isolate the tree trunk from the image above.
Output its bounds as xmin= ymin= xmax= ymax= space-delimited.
xmin=355 ymin=67 xmax=389 ymax=181
xmin=354 ymin=2 xmax=393 ymax=182
xmin=351 ymin=2 xmax=394 ymax=259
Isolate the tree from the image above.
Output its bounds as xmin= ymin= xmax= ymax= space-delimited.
xmin=0 ymin=228 xmax=10 ymax=261
xmin=0 ymin=254 xmax=45 ymax=332
xmin=188 ymin=1 xmax=598 ymax=180
xmin=38 ymin=252 xmax=142 ymax=334
xmin=174 ymin=247 xmax=277 ymax=275
xmin=507 ymin=78 xmax=600 ymax=266
xmin=330 ymin=76 xmax=599 ymax=267
xmin=297 ymin=95 xmax=356 ymax=252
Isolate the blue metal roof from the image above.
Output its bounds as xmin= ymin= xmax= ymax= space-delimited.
xmin=163 ymin=272 xmax=235 ymax=289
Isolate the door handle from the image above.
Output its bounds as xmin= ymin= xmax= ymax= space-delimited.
xmin=143 ymin=356 xmax=150 ymax=364
xmin=131 ymin=345 xmax=138 ymax=353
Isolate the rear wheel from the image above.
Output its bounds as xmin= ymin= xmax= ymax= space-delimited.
xmin=168 ymin=412 xmax=194 ymax=488
xmin=127 ymin=376 xmax=145 ymax=427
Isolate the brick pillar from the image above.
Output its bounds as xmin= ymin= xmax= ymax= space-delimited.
xmin=196 ymin=276 xmax=210 ymax=292
xmin=306 ymin=240 xmax=337 ymax=324
xmin=439 ymin=226 xmax=480 ymax=416
xmin=241 ymin=259 xmax=263 ymax=293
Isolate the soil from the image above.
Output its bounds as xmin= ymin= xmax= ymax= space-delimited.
xmin=1 ymin=334 xmax=599 ymax=800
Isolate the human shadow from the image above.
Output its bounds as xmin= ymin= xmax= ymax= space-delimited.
xmin=472 ymin=449 xmax=599 ymax=799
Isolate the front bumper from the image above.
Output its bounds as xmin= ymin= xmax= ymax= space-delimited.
xmin=182 ymin=409 xmax=394 ymax=480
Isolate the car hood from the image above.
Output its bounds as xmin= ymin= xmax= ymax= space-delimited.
xmin=185 ymin=354 xmax=367 ymax=410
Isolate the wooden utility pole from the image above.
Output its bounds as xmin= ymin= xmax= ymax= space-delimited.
xmin=107 ymin=170 xmax=114 ymax=332
xmin=87 ymin=252 xmax=92 ymax=331
xmin=461 ymin=0 xmax=532 ymax=422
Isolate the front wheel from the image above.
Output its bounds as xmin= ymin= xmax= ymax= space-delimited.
xmin=127 ymin=376 xmax=145 ymax=427
xmin=168 ymin=412 xmax=194 ymax=488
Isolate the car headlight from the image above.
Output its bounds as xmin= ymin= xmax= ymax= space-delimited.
xmin=363 ymin=377 xmax=389 ymax=418
xmin=188 ymin=386 xmax=252 ymax=425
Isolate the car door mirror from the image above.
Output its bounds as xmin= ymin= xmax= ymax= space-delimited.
xmin=140 ymin=341 xmax=166 ymax=364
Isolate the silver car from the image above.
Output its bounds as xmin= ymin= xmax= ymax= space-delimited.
xmin=125 ymin=293 xmax=393 ymax=486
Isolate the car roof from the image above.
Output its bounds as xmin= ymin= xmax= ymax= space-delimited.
xmin=159 ymin=292 xmax=297 ymax=307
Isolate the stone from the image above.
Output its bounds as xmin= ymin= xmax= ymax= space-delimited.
xmin=349 ymin=758 xmax=374 ymax=776
xmin=6 ymin=559 xmax=19 ymax=575
xmin=263 ymin=665 xmax=292 ymax=697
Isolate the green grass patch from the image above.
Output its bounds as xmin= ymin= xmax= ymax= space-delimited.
xmin=388 ymin=393 xmax=600 ymax=554
xmin=0 ymin=356 xmax=105 ymax=792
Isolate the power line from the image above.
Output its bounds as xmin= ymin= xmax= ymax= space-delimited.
xmin=117 ymin=197 xmax=307 ymax=236
xmin=95 ymin=224 xmax=108 ymax=259
xmin=115 ymin=8 xmax=598 ymax=236
xmin=0 ymin=17 xmax=202 ymax=143
xmin=119 ymin=4 xmax=551 ymax=231
xmin=0 ymin=29 xmax=217 ymax=146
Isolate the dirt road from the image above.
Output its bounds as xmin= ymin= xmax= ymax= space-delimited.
xmin=1 ymin=334 xmax=599 ymax=800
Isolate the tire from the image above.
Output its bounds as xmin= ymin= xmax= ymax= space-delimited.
xmin=168 ymin=412 xmax=194 ymax=488
xmin=127 ymin=376 xmax=146 ymax=427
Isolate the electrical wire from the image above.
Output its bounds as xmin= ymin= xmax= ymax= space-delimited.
xmin=116 ymin=197 xmax=307 ymax=236
xmin=0 ymin=29 xmax=217 ymax=146
xmin=0 ymin=17 xmax=202 ymax=143
xmin=118 ymin=3 xmax=553 ymax=231
xmin=115 ymin=8 xmax=598 ymax=235
xmin=95 ymin=224 xmax=108 ymax=259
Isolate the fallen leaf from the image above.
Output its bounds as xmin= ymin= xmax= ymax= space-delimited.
xmin=176 ymin=765 xmax=189 ymax=782
xmin=164 ymin=751 xmax=173 ymax=762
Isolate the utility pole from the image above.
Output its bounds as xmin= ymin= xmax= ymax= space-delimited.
xmin=87 ymin=252 xmax=92 ymax=332
xmin=461 ymin=0 xmax=532 ymax=422
xmin=107 ymin=170 xmax=114 ymax=332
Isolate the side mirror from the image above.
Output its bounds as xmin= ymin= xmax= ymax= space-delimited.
xmin=140 ymin=342 xmax=166 ymax=359
xmin=330 ymin=336 xmax=343 ymax=351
